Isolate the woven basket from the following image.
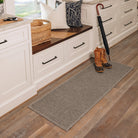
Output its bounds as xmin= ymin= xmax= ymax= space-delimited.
xmin=31 ymin=19 xmax=51 ymax=46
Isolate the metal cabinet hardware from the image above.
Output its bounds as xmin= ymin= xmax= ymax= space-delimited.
xmin=103 ymin=5 xmax=112 ymax=9
xmin=42 ymin=56 xmax=57 ymax=65
xmin=103 ymin=18 xmax=113 ymax=23
xmin=0 ymin=40 xmax=8 ymax=45
xmin=106 ymin=32 xmax=113 ymax=37
xmin=124 ymin=21 xmax=132 ymax=26
xmin=124 ymin=9 xmax=133 ymax=14
xmin=124 ymin=0 xmax=130 ymax=2
xmin=73 ymin=42 xmax=85 ymax=49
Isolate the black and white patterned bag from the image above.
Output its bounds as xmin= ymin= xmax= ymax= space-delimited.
xmin=66 ymin=0 xmax=83 ymax=27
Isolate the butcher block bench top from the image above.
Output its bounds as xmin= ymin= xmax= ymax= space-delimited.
xmin=32 ymin=25 xmax=92 ymax=54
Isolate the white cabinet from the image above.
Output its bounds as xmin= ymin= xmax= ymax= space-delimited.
xmin=33 ymin=30 xmax=91 ymax=90
xmin=0 ymin=28 xmax=28 ymax=50
xmin=118 ymin=12 xmax=136 ymax=33
xmin=82 ymin=0 xmax=115 ymax=27
xmin=103 ymin=21 xmax=116 ymax=41
xmin=117 ymin=0 xmax=137 ymax=33
xmin=0 ymin=43 xmax=30 ymax=99
xmin=64 ymin=32 xmax=90 ymax=62
xmin=0 ymin=24 xmax=36 ymax=117
xmin=82 ymin=0 xmax=116 ymax=49
xmin=33 ymin=43 xmax=64 ymax=81
xmin=81 ymin=0 xmax=137 ymax=50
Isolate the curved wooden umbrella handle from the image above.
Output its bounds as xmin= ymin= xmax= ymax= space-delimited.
xmin=96 ymin=3 xmax=104 ymax=16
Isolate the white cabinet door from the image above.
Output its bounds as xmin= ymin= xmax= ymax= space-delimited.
xmin=0 ymin=43 xmax=31 ymax=104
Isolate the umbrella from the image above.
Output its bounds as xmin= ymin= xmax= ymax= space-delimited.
xmin=96 ymin=3 xmax=111 ymax=61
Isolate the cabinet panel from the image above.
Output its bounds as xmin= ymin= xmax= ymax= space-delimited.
xmin=118 ymin=12 xmax=136 ymax=33
xmin=120 ymin=1 xmax=137 ymax=18
xmin=0 ymin=27 xmax=28 ymax=50
xmin=81 ymin=4 xmax=97 ymax=26
xmin=82 ymin=0 xmax=137 ymax=50
xmin=33 ymin=44 xmax=64 ymax=80
xmin=98 ymin=0 xmax=115 ymax=26
xmin=0 ymin=22 xmax=36 ymax=117
xmin=0 ymin=43 xmax=31 ymax=104
xmin=82 ymin=2 xmax=115 ymax=27
xmin=64 ymin=32 xmax=89 ymax=62
xmin=120 ymin=0 xmax=136 ymax=6
xmin=103 ymin=21 xmax=117 ymax=40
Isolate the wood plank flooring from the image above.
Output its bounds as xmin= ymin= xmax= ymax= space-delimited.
xmin=0 ymin=31 xmax=138 ymax=138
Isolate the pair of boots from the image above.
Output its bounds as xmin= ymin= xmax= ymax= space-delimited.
xmin=94 ymin=47 xmax=112 ymax=73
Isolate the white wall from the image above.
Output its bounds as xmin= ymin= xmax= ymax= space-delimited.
xmin=4 ymin=0 xmax=15 ymax=15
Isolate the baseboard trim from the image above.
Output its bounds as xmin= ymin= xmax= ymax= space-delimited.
xmin=0 ymin=86 xmax=37 ymax=117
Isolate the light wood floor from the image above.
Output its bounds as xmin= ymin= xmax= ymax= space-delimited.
xmin=0 ymin=31 xmax=138 ymax=138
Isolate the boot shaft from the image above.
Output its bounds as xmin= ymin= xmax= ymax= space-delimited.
xmin=94 ymin=47 xmax=103 ymax=67
xmin=98 ymin=48 xmax=108 ymax=64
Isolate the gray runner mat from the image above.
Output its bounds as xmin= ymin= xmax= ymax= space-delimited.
xmin=29 ymin=62 xmax=132 ymax=131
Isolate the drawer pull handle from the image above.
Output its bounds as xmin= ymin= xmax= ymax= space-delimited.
xmin=106 ymin=32 xmax=113 ymax=37
xmin=0 ymin=40 xmax=7 ymax=45
xmin=124 ymin=21 xmax=132 ymax=26
xmin=124 ymin=0 xmax=130 ymax=2
xmin=103 ymin=5 xmax=112 ymax=9
xmin=103 ymin=18 xmax=113 ymax=23
xmin=73 ymin=42 xmax=85 ymax=49
xmin=124 ymin=9 xmax=133 ymax=14
xmin=42 ymin=56 xmax=57 ymax=65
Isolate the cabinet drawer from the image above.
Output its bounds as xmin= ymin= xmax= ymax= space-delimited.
xmin=95 ymin=21 xmax=116 ymax=47
xmin=99 ymin=0 xmax=115 ymax=24
xmin=103 ymin=21 xmax=116 ymax=40
xmin=120 ymin=0 xmax=136 ymax=6
xmin=118 ymin=13 xmax=136 ymax=32
xmin=65 ymin=32 xmax=89 ymax=61
xmin=0 ymin=28 xmax=28 ymax=50
xmin=120 ymin=1 xmax=136 ymax=17
xmin=99 ymin=0 xmax=113 ymax=12
xmin=33 ymin=44 xmax=64 ymax=80
xmin=100 ymin=10 xmax=115 ymax=25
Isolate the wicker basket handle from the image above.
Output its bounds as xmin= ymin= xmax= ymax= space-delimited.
xmin=39 ymin=19 xmax=51 ymax=24
xmin=33 ymin=19 xmax=51 ymax=24
xmin=31 ymin=19 xmax=51 ymax=27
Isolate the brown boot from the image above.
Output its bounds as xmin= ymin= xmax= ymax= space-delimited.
xmin=99 ymin=48 xmax=112 ymax=69
xmin=94 ymin=47 xmax=104 ymax=73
